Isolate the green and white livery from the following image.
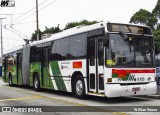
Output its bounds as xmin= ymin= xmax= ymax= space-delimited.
xmin=2 ymin=21 xmax=157 ymax=98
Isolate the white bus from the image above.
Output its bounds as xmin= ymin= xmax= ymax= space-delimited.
xmin=2 ymin=21 xmax=157 ymax=98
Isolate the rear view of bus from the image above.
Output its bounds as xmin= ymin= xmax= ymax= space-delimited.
xmin=104 ymin=23 xmax=156 ymax=97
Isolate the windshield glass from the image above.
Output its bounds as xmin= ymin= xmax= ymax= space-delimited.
xmin=105 ymin=34 xmax=154 ymax=68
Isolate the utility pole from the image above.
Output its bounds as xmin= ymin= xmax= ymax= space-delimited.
xmin=0 ymin=18 xmax=6 ymax=67
xmin=36 ymin=0 xmax=40 ymax=41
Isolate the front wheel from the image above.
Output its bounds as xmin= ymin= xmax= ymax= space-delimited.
xmin=34 ymin=75 xmax=40 ymax=91
xmin=74 ymin=76 xmax=86 ymax=99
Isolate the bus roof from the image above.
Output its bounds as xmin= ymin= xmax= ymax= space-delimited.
xmin=30 ymin=21 xmax=105 ymax=47
xmin=3 ymin=21 xmax=151 ymax=55
xmin=4 ymin=45 xmax=23 ymax=56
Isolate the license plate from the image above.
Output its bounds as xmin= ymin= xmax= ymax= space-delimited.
xmin=132 ymin=87 xmax=140 ymax=91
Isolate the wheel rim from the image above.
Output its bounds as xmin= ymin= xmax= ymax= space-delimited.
xmin=76 ymin=80 xmax=83 ymax=95
xmin=34 ymin=78 xmax=38 ymax=89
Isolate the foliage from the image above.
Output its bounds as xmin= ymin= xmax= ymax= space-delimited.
xmin=130 ymin=9 xmax=151 ymax=24
xmin=152 ymin=0 xmax=160 ymax=16
xmin=31 ymin=25 xmax=61 ymax=41
xmin=130 ymin=9 xmax=157 ymax=30
xmin=64 ymin=20 xmax=98 ymax=30
xmin=43 ymin=24 xmax=61 ymax=34
xmin=31 ymin=29 xmax=42 ymax=41
xmin=153 ymin=30 xmax=160 ymax=54
xmin=31 ymin=20 xmax=98 ymax=41
xmin=130 ymin=0 xmax=160 ymax=54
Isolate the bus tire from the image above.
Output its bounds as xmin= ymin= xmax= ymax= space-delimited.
xmin=74 ymin=76 xmax=86 ymax=99
xmin=34 ymin=74 xmax=40 ymax=91
xmin=8 ymin=75 xmax=13 ymax=87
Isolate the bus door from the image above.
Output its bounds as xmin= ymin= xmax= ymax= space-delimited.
xmin=88 ymin=36 xmax=104 ymax=94
xmin=17 ymin=53 xmax=22 ymax=83
xmin=42 ymin=47 xmax=50 ymax=87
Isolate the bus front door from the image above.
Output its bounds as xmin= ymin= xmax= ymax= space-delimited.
xmin=88 ymin=36 xmax=104 ymax=94
xmin=42 ymin=47 xmax=50 ymax=87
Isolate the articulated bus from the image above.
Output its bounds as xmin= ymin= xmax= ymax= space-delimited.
xmin=2 ymin=22 xmax=157 ymax=98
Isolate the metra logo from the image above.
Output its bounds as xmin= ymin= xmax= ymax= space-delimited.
xmin=73 ymin=61 xmax=82 ymax=68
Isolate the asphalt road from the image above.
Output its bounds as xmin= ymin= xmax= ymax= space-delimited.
xmin=0 ymin=78 xmax=160 ymax=115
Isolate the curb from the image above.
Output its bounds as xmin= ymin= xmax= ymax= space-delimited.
xmin=144 ymin=92 xmax=160 ymax=99
xmin=146 ymin=95 xmax=160 ymax=99
xmin=137 ymin=92 xmax=160 ymax=99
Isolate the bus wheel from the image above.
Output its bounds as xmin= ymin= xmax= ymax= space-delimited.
xmin=8 ymin=75 xmax=13 ymax=87
xmin=34 ymin=74 xmax=40 ymax=91
xmin=74 ymin=76 xmax=86 ymax=99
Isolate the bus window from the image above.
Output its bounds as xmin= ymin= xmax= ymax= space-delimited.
xmin=98 ymin=38 xmax=104 ymax=65
xmin=51 ymin=37 xmax=69 ymax=60
xmin=69 ymin=34 xmax=86 ymax=59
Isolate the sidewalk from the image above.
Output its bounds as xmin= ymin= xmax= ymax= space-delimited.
xmin=147 ymin=93 xmax=160 ymax=98
xmin=0 ymin=77 xmax=8 ymax=85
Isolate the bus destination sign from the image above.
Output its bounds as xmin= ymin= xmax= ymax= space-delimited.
xmin=107 ymin=23 xmax=152 ymax=35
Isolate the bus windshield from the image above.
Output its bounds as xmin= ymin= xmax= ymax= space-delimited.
xmin=106 ymin=33 xmax=154 ymax=68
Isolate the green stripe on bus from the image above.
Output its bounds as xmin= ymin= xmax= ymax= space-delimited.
xmin=50 ymin=61 xmax=67 ymax=91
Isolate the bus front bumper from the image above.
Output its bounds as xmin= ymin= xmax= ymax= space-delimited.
xmin=105 ymin=82 xmax=157 ymax=97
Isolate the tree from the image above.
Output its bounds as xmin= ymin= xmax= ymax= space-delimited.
xmin=153 ymin=30 xmax=160 ymax=54
xmin=31 ymin=25 xmax=61 ymax=41
xmin=64 ymin=20 xmax=98 ymax=30
xmin=43 ymin=24 xmax=61 ymax=34
xmin=130 ymin=6 xmax=160 ymax=54
xmin=31 ymin=29 xmax=42 ymax=41
xmin=152 ymin=0 xmax=160 ymax=17
xmin=31 ymin=20 xmax=98 ymax=41
xmin=152 ymin=0 xmax=160 ymax=30
xmin=130 ymin=9 xmax=157 ymax=30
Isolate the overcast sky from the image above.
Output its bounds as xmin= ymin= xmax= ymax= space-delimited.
xmin=0 ymin=0 xmax=158 ymax=53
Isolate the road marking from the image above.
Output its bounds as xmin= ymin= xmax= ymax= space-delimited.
xmin=3 ymin=86 xmax=129 ymax=115
xmin=33 ymin=95 xmax=129 ymax=115
xmin=0 ymin=96 xmax=43 ymax=102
